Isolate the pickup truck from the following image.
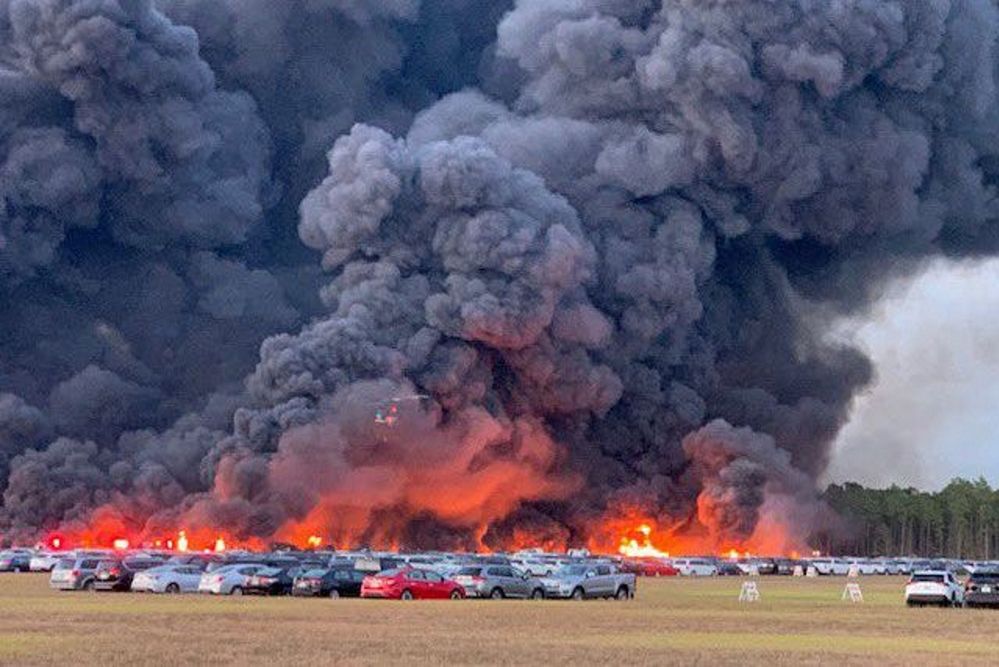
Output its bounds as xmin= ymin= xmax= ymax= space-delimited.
xmin=540 ymin=564 xmax=636 ymax=600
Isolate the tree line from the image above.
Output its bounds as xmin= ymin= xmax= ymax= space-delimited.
xmin=817 ymin=479 xmax=999 ymax=559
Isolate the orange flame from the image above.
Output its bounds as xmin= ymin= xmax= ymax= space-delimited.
xmin=214 ymin=537 xmax=226 ymax=553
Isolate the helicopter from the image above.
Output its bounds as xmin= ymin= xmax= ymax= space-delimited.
xmin=373 ymin=394 xmax=431 ymax=428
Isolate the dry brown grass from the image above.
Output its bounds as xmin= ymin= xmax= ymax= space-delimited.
xmin=1 ymin=574 xmax=997 ymax=665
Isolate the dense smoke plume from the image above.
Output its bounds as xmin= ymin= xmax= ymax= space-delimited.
xmin=1 ymin=0 xmax=999 ymax=551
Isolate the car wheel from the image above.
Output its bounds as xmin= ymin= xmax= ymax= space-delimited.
xmin=531 ymin=588 xmax=545 ymax=600
xmin=401 ymin=589 xmax=414 ymax=600
xmin=83 ymin=579 xmax=96 ymax=592
xmin=616 ymin=586 xmax=630 ymax=601
xmin=450 ymin=589 xmax=463 ymax=600
xmin=571 ymin=587 xmax=585 ymax=601
xmin=165 ymin=583 xmax=180 ymax=594
xmin=230 ymin=586 xmax=243 ymax=596
xmin=490 ymin=587 xmax=504 ymax=600
xmin=328 ymin=589 xmax=340 ymax=600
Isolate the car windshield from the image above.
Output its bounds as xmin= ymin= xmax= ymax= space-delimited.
xmin=54 ymin=559 xmax=75 ymax=570
xmin=911 ymin=573 xmax=946 ymax=583
xmin=557 ymin=566 xmax=588 ymax=577
xmin=301 ymin=569 xmax=327 ymax=577
xmin=456 ymin=567 xmax=482 ymax=576
xmin=971 ymin=572 xmax=999 ymax=582
xmin=256 ymin=567 xmax=283 ymax=576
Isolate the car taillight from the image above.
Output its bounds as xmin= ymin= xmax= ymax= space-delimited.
xmin=71 ymin=570 xmax=80 ymax=578
xmin=214 ymin=575 xmax=225 ymax=583
xmin=470 ymin=576 xmax=485 ymax=584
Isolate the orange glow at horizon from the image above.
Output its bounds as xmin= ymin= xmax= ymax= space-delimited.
xmin=214 ymin=537 xmax=226 ymax=553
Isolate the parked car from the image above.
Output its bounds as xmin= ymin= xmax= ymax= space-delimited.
xmin=198 ymin=564 xmax=268 ymax=595
xmin=716 ymin=562 xmax=744 ymax=576
xmin=29 ymin=552 xmax=67 ymax=572
xmin=807 ymin=558 xmax=850 ymax=576
xmin=845 ymin=559 xmax=884 ymax=576
xmin=49 ymin=556 xmax=104 ymax=591
xmin=773 ymin=559 xmax=804 ymax=576
xmin=905 ymin=571 xmax=964 ymax=607
xmin=94 ymin=557 xmax=164 ymax=592
xmin=672 ymin=558 xmax=718 ymax=576
xmin=361 ymin=567 xmax=465 ymax=600
xmin=292 ymin=568 xmax=367 ymax=598
xmin=131 ymin=565 xmax=205 ymax=593
xmin=627 ymin=558 xmax=679 ymax=577
xmin=964 ymin=570 xmax=999 ymax=608
xmin=735 ymin=559 xmax=777 ymax=575
xmin=452 ymin=565 xmax=546 ymax=599
xmin=0 ymin=550 xmax=32 ymax=572
xmin=165 ymin=554 xmax=223 ymax=571
xmin=245 ymin=566 xmax=305 ymax=596
xmin=540 ymin=564 xmax=636 ymax=600
xmin=510 ymin=558 xmax=556 ymax=577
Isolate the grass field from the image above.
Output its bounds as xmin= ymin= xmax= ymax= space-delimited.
xmin=1 ymin=574 xmax=998 ymax=665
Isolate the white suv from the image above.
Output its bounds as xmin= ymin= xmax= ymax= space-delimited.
xmin=672 ymin=558 xmax=718 ymax=576
xmin=905 ymin=571 xmax=964 ymax=607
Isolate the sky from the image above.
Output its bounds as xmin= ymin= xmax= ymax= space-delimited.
xmin=824 ymin=258 xmax=999 ymax=491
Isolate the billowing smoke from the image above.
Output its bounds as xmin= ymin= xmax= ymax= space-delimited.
xmin=1 ymin=0 xmax=998 ymax=551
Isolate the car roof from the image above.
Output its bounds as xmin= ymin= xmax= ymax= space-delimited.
xmin=912 ymin=570 xmax=950 ymax=575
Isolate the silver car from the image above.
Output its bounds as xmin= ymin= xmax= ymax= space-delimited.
xmin=540 ymin=564 xmax=636 ymax=600
xmin=452 ymin=565 xmax=546 ymax=599
xmin=198 ymin=564 xmax=267 ymax=595
xmin=30 ymin=552 xmax=67 ymax=572
xmin=132 ymin=565 xmax=204 ymax=593
xmin=49 ymin=556 xmax=103 ymax=591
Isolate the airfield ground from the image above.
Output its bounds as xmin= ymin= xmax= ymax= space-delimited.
xmin=0 ymin=574 xmax=996 ymax=665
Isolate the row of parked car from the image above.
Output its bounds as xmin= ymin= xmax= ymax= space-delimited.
xmin=904 ymin=569 xmax=999 ymax=608
xmin=17 ymin=549 xmax=638 ymax=601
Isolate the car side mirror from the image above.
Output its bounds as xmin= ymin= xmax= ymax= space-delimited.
xmin=585 ymin=571 xmax=595 ymax=579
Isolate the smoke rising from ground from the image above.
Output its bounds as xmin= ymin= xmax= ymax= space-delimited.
xmin=1 ymin=0 xmax=999 ymax=549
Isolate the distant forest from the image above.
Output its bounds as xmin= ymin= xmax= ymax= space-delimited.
xmin=819 ymin=479 xmax=999 ymax=559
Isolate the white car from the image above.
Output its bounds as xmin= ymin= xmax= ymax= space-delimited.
xmin=846 ymin=559 xmax=882 ymax=575
xmin=30 ymin=552 xmax=67 ymax=572
xmin=905 ymin=571 xmax=964 ymax=607
xmin=672 ymin=558 xmax=718 ymax=576
xmin=510 ymin=558 xmax=556 ymax=577
xmin=132 ymin=565 xmax=205 ymax=593
xmin=807 ymin=558 xmax=850 ymax=575
xmin=198 ymin=564 xmax=267 ymax=595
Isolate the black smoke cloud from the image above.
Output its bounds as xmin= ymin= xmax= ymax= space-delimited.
xmin=1 ymin=0 xmax=998 ymax=549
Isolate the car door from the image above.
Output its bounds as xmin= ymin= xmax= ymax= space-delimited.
xmin=487 ymin=566 xmax=515 ymax=597
xmin=404 ymin=569 xmax=428 ymax=598
xmin=592 ymin=565 xmax=614 ymax=596
xmin=176 ymin=567 xmax=199 ymax=591
xmin=331 ymin=569 xmax=350 ymax=596
xmin=422 ymin=570 xmax=448 ymax=598
xmin=508 ymin=567 xmax=531 ymax=598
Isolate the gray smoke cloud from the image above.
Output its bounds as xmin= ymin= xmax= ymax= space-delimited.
xmin=2 ymin=0 xmax=999 ymax=550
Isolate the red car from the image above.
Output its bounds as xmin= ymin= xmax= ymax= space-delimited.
xmin=361 ymin=567 xmax=465 ymax=600
xmin=632 ymin=558 xmax=679 ymax=577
